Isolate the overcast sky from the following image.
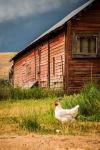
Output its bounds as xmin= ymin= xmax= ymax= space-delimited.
xmin=0 ymin=0 xmax=88 ymax=52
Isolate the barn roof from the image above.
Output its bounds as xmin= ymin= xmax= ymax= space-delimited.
xmin=11 ymin=0 xmax=95 ymax=61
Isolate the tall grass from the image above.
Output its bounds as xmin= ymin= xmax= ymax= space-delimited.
xmin=9 ymin=87 xmax=64 ymax=100
xmin=0 ymin=80 xmax=64 ymax=100
xmin=62 ymin=82 xmax=100 ymax=120
xmin=0 ymin=80 xmax=10 ymax=100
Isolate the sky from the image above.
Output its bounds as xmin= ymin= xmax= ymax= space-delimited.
xmin=0 ymin=0 xmax=88 ymax=52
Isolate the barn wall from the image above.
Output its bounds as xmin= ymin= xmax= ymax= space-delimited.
xmin=13 ymin=31 xmax=65 ymax=89
xmin=65 ymin=1 xmax=100 ymax=93
xmin=40 ymin=42 xmax=48 ymax=87
xmin=14 ymin=50 xmax=36 ymax=88
xmin=49 ymin=32 xmax=65 ymax=88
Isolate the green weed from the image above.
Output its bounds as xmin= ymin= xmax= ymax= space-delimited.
xmin=62 ymin=82 xmax=100 ymax=121
xmin=19 ymin=113 xmax=41 ymax=132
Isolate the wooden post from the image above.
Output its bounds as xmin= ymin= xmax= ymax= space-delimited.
xmin=12 ymin=60 xmax=15 ymax=88
xmin=48 ymin=40 xmax=50 ymax=88
xmin=38 ymin=48 xmax=41 ymax=85
xmin=90 ymin=63 xmax=93 ymax=83
xmin=34 ymin=51 xmax=36 ymax=80
xmin=64 ymin=21 xmax=71 ymax=94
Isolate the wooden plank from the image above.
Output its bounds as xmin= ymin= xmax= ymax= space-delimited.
xmin=48 ymin=40 xmax=50 ymax=88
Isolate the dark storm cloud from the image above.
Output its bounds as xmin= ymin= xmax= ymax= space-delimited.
xmin=0 ymin=0 xmax=77 ymax=22
xmin=0 ymin=0 xmax=88 ymax=52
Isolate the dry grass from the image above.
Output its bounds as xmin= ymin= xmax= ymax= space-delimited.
xmin=0 ymin=52 xmax=16 ymax=80
xmin=0 ymin=99 xmax=100 ymax=135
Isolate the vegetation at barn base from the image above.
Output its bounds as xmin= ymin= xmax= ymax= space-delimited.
xmin=0 ymin=80 xmax=100 ymax=134
xmin=62 ymin=82 xmax=100 ymax=121
xmin=0 ymin=80 xmax=10 ymax=100
xmin=0 ymin=79 xmax=64 ymax=100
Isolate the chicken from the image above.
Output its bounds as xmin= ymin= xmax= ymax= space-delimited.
xmin=55 ymin=100 xmax=79 ymax=123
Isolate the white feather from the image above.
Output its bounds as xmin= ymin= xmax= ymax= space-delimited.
xmin=55 ymin=101 xmax=79 ymax=123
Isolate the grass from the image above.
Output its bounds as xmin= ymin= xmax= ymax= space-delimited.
xmin=19 ymin=113 xmax=41 ymax=132
xmin=0 ymin=81 xmax=100 ymax=135
xmin=62 ymin=82 xmax=100 ymax=120
xmin=0 ymin=98 xmax=54 ymax=134
xmin=0 ymin=80 xmax=64 ymax=100
xmin=0 ymin=98 xmax=100 ymax=135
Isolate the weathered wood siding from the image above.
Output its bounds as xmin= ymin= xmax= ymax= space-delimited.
xmin=40 ymin=42 xmax=48 ymax=87
xmin=13 ymin=32 xmax=65 ymax=89
xmin=35 ymin=49 xmax=40 ymax=83
xmin=65 ymin=1 xmax=100 ymax=93
xmin=49 ymin=32 xmax=65 ymax=88
xmin=14 ymin=50 xmax=35 ymax=88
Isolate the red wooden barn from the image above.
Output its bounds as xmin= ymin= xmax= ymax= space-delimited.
xmin=11 ymin=0 xmax=100 ymax=93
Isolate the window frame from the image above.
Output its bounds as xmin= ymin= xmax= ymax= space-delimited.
xmin=72 ymin=33 xmax=100 ymax=58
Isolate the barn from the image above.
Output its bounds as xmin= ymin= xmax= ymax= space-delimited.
xmin=11 ymin=0 xmax=100 ymax=94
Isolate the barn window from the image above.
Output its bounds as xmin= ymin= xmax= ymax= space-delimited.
xmin=72 ymin=33 xmax=100 ymax=58
xmin=53 ymin=57 xmax=55 ymax=76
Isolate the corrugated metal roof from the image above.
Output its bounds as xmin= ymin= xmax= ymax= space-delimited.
xmin=32 ymin=0 xmax=94 ymax=44
xmin=11 ymin=0 xmax=94 ymax=61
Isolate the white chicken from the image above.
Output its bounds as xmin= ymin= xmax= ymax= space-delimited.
xmin=55 ymin=100 xmax=79 ymax=123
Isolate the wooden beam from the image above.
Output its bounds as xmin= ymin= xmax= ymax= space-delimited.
xmin=64 ymin=21 xmax=72 ymax=94
xmin=48 ymin=40 xmax=50 ymax=88
xmin=34 ymin=51 xmax=36 ymax=80
xmin=38 ymin=48 xmax=41 ymax=85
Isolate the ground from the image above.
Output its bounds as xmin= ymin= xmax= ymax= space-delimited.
xmin=0 ymin=134 xmax=100 ymax=150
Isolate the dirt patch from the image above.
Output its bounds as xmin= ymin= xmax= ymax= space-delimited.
xmin=0 ymin=134 xmax=100 ymax=150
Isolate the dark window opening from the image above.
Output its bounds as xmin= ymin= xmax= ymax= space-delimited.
xmin=72 ymin=33 xmax=100 ymax=58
